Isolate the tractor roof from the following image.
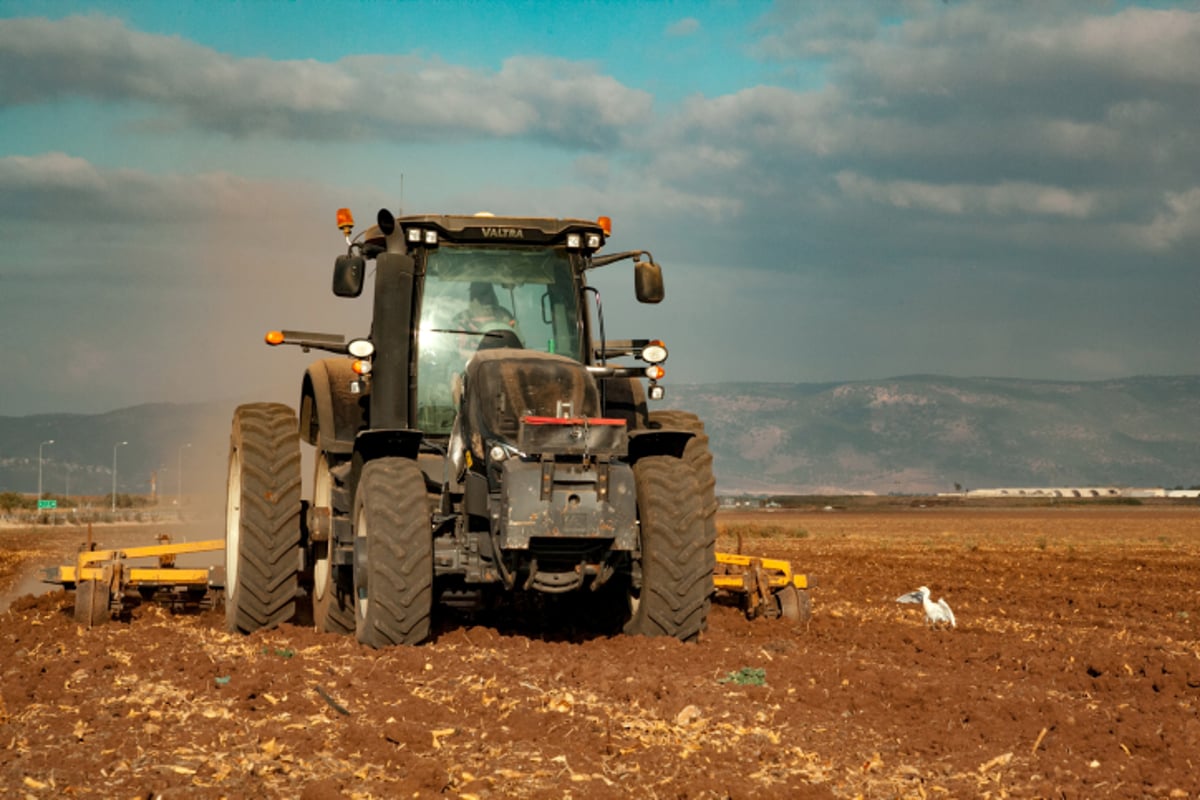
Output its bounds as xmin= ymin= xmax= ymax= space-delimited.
xmin=362 ymin=213 xmax=607 ymax=248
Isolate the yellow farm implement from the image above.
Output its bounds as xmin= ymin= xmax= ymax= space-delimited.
xmin=39 ymin=531 xmax=225 ymax=627
xmin=43 ymin=531 xmax=812 ymax=627
xmin=714 ymin=551 xmax=813 ymax=623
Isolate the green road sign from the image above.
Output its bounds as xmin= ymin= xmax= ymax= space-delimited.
xmin=37 ymin=499 xmax=57 ymax=510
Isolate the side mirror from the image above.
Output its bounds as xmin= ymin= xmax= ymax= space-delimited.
xmin=634 ymin=260 xmax=664 ymax=304
xmin=333 ymin=255 xmax=366 ymax=297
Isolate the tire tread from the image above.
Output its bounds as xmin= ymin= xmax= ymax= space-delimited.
xmin=226 ymin=403 xmax=302 ymax=634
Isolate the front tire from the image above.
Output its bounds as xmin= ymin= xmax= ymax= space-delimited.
xmin=354 ymin=458 xmax=433 ymax=647
xmin=625 ymin=455 xmax=715 ymax=641
xmin=225 ymin=403 xmax=303 ymax=634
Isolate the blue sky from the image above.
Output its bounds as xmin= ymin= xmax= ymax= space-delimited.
xmin=2 ymin=0 xmax=1199 ymax=415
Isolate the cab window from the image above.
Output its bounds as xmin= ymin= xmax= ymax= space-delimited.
xmin=415 ymin=246 xmax=581 ymax=434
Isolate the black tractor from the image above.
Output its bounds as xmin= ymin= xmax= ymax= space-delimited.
xmin=224 ymin=208 xmax=717 ymax=646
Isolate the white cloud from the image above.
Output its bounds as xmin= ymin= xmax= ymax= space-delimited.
xmin=754 ymin=4 xmax=881 ymax=58
xmin=1036 ymin=7 xmax=1200 ymax=84
xmin=1134 ymin=188 xmax=1200 ymax=251
xmin=0 ymin=15 xmax=651 ymax=149
xmin=835 ymin=171 xmax=1099 ymax=219
xmin=619 ymin=2 xmax=1200 ymax=274
xmin=0 ymin=151 xmax=105 ymax=192
xmin=0 ymin=151 xmax=311 ymax=225
xmin=666 ymin=17 xmax=701 ymax=37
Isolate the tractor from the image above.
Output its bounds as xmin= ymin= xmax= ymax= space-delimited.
xmin=224 ymin=208 xmax=718 ymax=647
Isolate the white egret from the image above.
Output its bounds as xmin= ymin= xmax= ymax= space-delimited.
xmin=896 ymin=586 xmax=956 ymax=629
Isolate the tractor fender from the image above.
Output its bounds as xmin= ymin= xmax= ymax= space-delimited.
xmin=353 ymin=429 xmax=423 ymax=464
xmin=627 ymin=427 xmax=694 ymax=463
xmin=300 ymin=358 xmax=368 ymax=455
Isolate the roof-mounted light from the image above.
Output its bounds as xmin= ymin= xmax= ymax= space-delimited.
xmin=586 ymin=233 xmax=602 ymax=249
xmin=424 ymin=229 xmax=438 ymax=245
xmin=336 ymin=208 xmax=354 ymax=235
xmin=566 ymin=233 xmax=582 ymax=249
xmin=407 ymin=228 xmax=422 ymax=243
xmin=597 ymin=216 xmax=612 ymax=235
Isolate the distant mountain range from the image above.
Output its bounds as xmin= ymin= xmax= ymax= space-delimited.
xmin=673 ymin=375 xmax=1200 ymax=493
xmin=3 ymin=375 xmax=1199 ymax=497
xmin=0 ymin=403 xmax=234 ymax=502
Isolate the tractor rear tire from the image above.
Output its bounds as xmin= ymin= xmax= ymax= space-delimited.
xmin=312 ymin=452 xmax=355 ymax=634
xmin=224 ymin=403 xmax=303 ymax=634
xmin=353 ymin=457 xmax=433 ymax=647
xmin=625 ymin=455 xmax=714 ymax=641
xmin=648 ymin=410 xmax=718 ymax=521
xmin=74 ymin=580 xmax=109 ymax=627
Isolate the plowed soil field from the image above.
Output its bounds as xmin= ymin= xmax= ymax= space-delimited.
xmin=2 ymin=505 xmax=1199 ymax=799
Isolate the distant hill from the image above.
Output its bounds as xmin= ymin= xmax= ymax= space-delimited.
xmin=3 ymin=376 xmax=1200 ymax=497
xmin=671 ymin=375 xmax=1200 ymax=493
xmin=0 ymin=402 xmax=233 ymax=502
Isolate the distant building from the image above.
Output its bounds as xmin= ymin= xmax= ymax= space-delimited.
xmin=937 ymin=486 xmax=1176 ymax=499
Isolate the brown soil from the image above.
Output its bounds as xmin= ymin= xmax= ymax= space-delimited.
xmin=2 ymin=508 xmax=1199 ymax=798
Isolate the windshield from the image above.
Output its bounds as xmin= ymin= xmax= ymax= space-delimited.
xmin=415 ymin=245 xmax=582 ymax=434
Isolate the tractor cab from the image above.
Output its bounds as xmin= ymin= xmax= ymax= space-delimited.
xmin=414 ymin=242 xmax=586 ymax=435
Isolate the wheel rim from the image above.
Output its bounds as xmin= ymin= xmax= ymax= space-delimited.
xmin=312 ymin=457 xmax=332 ymax=603
xmin=225 ymin=448 xmax=242 ymax=594
xmin=354 ymin=502 xmax=369 ymax=622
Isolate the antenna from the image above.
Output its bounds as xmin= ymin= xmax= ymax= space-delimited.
xmin=399 ymin=173 xmax=404 ymax=217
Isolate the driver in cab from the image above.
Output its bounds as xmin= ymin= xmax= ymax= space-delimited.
xmin=454 ymin=282 xmax=523 ymax=350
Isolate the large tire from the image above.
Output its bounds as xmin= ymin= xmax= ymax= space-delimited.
xmin=354 ymin=458 xmax=433 ymax=648
xmin=312 ymin=452 xmax=355 ymax=634
xmin=648 ymin=411 xmax=719 ymax=597
xmin=648 ymin=410 xmax=718 ymax=520
xmin=225 ymin=403 xmax=303 ymax=634
xmin=625 ymin=455 xmax=715 ymax=641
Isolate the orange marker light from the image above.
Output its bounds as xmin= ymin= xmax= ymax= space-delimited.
xmin=265 ymin=330 xmax=285 ymax=346
xmin=352 ymin=359 xmax=372 ymax=375
xmin=336 ymin=207 xmax=355 ymax=233
xmin=597 ymin=216 xmax=612 ymax=235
